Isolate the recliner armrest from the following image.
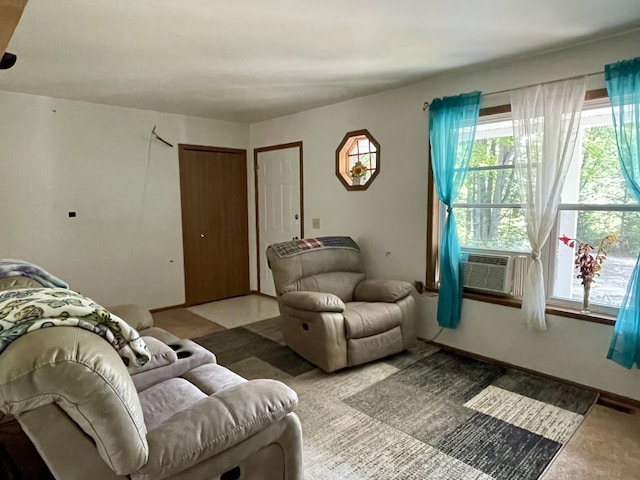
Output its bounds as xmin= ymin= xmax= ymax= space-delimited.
xmin=279 ymin=291 xmax=345 ymax=312
xmin=137 ymin=379 xmax=298 ymax=480
xmin=130 ymin=339 xmax=217 ymax=392
xmin=107 ymin=304 xmax=154 ymax=331
xmin=354 ymin=279 xmax=413 ymax=302
xmin=127 ymin=337 xmax=177 ymax=376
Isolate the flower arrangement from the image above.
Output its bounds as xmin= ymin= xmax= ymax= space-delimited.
xmin=350 ymin=161 xmax=367 ymax=178
xmin=559 ymin=233 xmax=617 ymax=313
xmin=558 ymin=234 xmax=617 ymax=285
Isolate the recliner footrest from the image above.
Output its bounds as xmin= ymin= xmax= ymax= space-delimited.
xmin=343 ymin=302 xmax=402 ymax=339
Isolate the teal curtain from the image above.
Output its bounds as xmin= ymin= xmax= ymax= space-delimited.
xmin=429 ymin=91 xmax=481 ymax=328
xmin=606 ymin=57 xmax=640 ymax=368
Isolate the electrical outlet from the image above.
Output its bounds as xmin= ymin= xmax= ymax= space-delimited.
xmin=312 ymin=218 xmax=320 ymax=229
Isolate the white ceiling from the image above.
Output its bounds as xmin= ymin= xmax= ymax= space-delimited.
xmin=2 ymin=0 xmax=640 ymax=123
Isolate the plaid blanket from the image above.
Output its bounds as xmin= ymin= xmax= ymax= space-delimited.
xmin=0 ymin=288 xmax=150 ymax=367
xmin=270 ymin=236 xmax=360 ymax=258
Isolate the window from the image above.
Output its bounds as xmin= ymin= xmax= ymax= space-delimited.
xmin=455 ymin=112 xmax=529 ymax=252
xmin=552 ymin=101 xmax=639 ymax=313
xmin=437 ymin=94 xmax=640 ymax=315
xmin=336 ymin=129 xmax=380 ymax=190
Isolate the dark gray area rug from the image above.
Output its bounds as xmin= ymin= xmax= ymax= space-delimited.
xmin=195 ymin=317 xmax=598 ymax=480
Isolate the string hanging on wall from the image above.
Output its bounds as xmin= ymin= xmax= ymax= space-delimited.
xmin=151 ymin=126 xmax=174 ymax=147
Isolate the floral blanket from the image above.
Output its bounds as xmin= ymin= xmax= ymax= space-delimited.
xmin=0 ymin=288 xmax=150 ymax=367
xmin=270 ymin=236 xmax=360 ymax=258
xmin=0 ymin=259 xmax=69 ymax=288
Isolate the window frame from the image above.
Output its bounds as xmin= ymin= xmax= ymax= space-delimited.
xmin=425 ymin=89 xmax=627 ymax=325
xmin=335 ymin=129 xmax=380 ymax=191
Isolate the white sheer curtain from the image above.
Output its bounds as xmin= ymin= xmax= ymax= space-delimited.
xmin=511 ymin=77 xmax=587 ymax=330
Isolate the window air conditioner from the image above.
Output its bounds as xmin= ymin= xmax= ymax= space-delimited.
xmin=462 ymin=253 xmax=514 ymax=294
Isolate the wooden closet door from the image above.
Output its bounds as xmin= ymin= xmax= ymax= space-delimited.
xmin=179 ymin=145 xmax=249 ymax=305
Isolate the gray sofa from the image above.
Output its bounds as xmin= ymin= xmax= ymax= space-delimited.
xmin=266 ymin=236 xmax=417 ymax=372
xmin=0 ymin=278 xmax=303 ymax=480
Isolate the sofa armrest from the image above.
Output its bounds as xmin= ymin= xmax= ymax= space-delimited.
xmin=107 ymin=304 xmax=154 ymax=331
xmin=354 ymin=279 xmax=413 ymax=303
xmin=131 ymin=339 xmax=217 ymax=392
xmin=138 ymin=379 xmax=298 ymax=479
xmin=279 ymin=291 xmax=345 ymax=312
xmin=127 ymin=337 xmax=177 ymax=376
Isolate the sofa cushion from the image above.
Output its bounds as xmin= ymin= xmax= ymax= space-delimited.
xmin=294 ymin=272 xmax=365 ymax=302
xmin=134 ymin=379 xmax=298 ymax=480
xmin=343 ymin=302 xmax=402 ymax=339
xmin=183 ymin=363 xmax=247 ymax=394
xmin=138 ymin=377 xmax=208 ymax=432
xmin=267 ymin=246 xmax=364 ymax=297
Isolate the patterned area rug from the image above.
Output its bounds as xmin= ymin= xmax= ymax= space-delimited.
xmin=195 ymin=317 xmax=598 ymax=480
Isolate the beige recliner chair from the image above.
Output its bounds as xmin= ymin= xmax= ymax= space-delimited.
xmin=0 ymin=288 xmax=303 ymax=480
xmin=266 ymin=236 xmax=417 ymax=372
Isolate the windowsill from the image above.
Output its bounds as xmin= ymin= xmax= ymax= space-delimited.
xmin=425 ymin=286 xmax=616 ymax=326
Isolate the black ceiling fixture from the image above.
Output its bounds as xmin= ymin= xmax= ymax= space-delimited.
xmin=0 ymin=52 xmax=17 ymax=70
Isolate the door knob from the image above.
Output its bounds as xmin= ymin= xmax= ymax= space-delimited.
xmin=200 ymin=233 xmax=206 ymax=238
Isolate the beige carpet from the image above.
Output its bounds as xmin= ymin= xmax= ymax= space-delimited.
xmin=540 ymin=403 xmax=640 ymax=480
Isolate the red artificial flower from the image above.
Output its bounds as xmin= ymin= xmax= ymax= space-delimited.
xmin=558 ymin=235 xmax=575 ymax=248
xmin=558 ymin=234 xmax=617 ymax=285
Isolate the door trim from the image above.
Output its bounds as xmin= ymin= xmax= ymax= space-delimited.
xmin=254 ymin=141 xmax=304 ymax=294
xmin=179 ymin=143 xmax=248 ymax=306
xmin=180 ymin=144 xmax=246 ymax=155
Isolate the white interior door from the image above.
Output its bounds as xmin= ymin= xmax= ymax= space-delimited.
xmin=257 ymin=144 xmax=302 ymax=296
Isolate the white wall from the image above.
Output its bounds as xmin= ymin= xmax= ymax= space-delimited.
xmin=249 ymin=74 xmax=430 ymax=288
xmin=0 ymin=92 xmax=249 ymax=309
xmin=249 ymin=29 xmax=640 ymax=400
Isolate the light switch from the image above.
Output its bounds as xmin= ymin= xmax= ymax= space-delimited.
xmin=312 ymin=218 xmax=320 ymax=229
